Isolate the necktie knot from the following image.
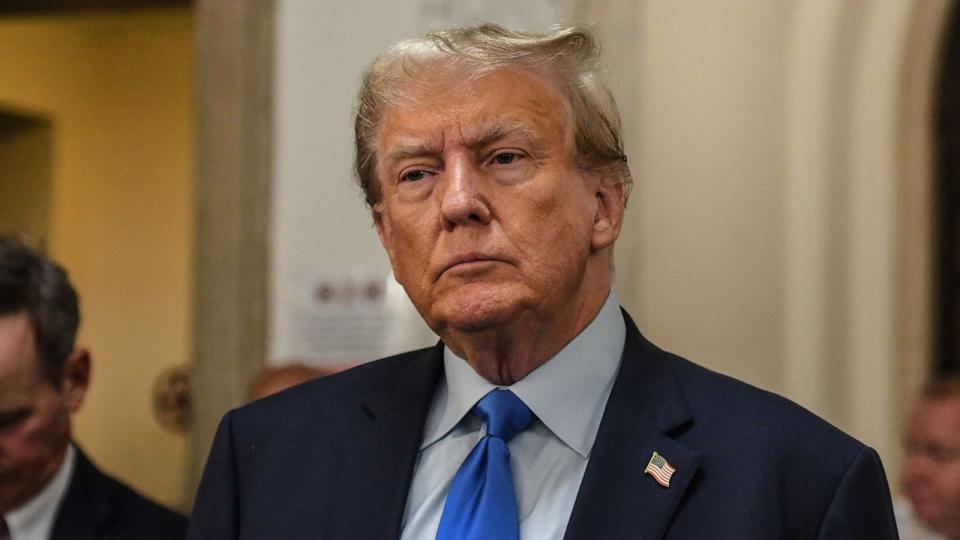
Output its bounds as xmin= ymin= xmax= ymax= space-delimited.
xmin=474 ymin=389 xmax=533 ymax=443
xmin=436 ymin=389 xmax=532 ymax=540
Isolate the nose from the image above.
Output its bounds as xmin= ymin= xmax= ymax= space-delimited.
xmin=439 ymin=156 xmax=491 ymax=231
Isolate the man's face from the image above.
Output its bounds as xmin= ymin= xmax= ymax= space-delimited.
xmin=373 ymin=68 xmax=622 ymax=340
xmin=0 ymin=312 xmax=78 ymax=512
xmin=902 ymin=395 xmax=960 ymax=536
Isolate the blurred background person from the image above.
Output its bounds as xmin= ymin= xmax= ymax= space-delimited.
xmin=0 ymin=235 xmax=186 ymax=539
xmin=247 ymin=362 xmax=340 ymax=401
xmin=898 ymin=375 xmax=960 ymax=540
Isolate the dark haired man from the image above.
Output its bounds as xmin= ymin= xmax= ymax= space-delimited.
xmin=0 ymin=236 xmax=187 ymax=539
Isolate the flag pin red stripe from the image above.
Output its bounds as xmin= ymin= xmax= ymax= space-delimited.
xmin=644 ymin=451 xmax=676 ymax=488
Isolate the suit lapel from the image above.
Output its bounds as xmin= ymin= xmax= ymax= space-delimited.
xmin=341 ymin=344 xmax=444 ymax=539
xmin=564 ymin=312 xmax=701 ymax=540
xmin=50 ymin=447 xmax=112 ymax=540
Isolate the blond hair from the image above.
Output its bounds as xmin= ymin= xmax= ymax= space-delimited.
xmin=353 ymin=23 xmax=632 ymax=207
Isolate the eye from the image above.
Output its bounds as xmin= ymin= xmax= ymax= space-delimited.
xmin=492 ymin=152 xmax=521 ymax=165
xmin=0 ymin=408 xmax=31 ymax=431
xmin=401 ymin=170 xmax=430 ymax=183
xmin=930 ymin=445 xmax=960 ymax=463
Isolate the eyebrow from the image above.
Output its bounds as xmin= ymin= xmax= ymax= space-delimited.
xmin=385 ymin=138 xmax=444 ymax=163
xmin=460 ymin=119 xmax=544 ymax=153
xmin=384 ymin=119 xmax=546 ymax=163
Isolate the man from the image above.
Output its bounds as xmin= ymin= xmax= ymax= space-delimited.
xmin=0 ymin=236 xmax=187 ymax=539
xmin=189 ymin=25 xmax=897 ymax=538
xmin=248 ymin=363 xmax=338 ymax=402
xmin=897 ymin=375 xmax=960 ymax=539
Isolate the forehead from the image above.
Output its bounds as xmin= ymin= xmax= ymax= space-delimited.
xmin=911 ymin=397 xmax=960 ymax=434
xmin=0 ymin=312 xmax=44 ymax=398
xmin=377 ymin=67 xmax=570 ymax=149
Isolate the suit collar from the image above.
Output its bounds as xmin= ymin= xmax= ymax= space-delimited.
xmin=564 ymin=310 xmax=702 ymax=539
xmin=426 ymin=291 xmax=626 ymax=457
xmin=345 ymin=344 xmax=444 ymax=539
xmin=362 ymin=342 xmax=444 ymax=419
xmin=610 ymin=310 xmax=693 ymax=433
xmin=50 ymin=446 xmax=113 ymax=540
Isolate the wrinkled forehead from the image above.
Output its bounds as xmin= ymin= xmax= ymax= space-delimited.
xmin=387 ymin=57 xmax=472 ymax=101
xmin=400 ymin=60 xmax=562 ymax=104
xmin=375 ymin=65 xmax=572 ymax=148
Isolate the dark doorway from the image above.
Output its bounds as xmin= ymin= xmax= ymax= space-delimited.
xmin=937 ymin=3 xmax=960 ymax=374
xmin=0 ymin=110 xmax=53 ymax=246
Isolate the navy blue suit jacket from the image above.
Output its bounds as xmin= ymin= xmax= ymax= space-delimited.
xmin=188 ymin=311 xmax=898 ymax=538
xmin=52 ymin=447 xmax=188 ymax=540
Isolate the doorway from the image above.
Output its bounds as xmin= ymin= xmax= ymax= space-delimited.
xmin=0 ymin=111 xmax=53 ymax=245
xmin=937 ymin=4 xmax=960 ymax=375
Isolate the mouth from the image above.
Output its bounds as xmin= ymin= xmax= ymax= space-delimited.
xmin=438 ymin=252 xmax=506 ymax=277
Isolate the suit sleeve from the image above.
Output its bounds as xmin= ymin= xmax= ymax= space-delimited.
xmin=816 ymin=446 xmax=899 ymax=539
xmin=187 ymin=410 xmax=240 ymax=540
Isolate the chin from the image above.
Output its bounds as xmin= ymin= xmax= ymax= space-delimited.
xmin=428 ymin=284 xmax=528 ymax=333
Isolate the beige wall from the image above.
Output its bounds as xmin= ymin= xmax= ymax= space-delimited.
xmin=616 ymin=2 xmax=792 ymax=395
xmin=576 ymin=0 xmax=953 ymax=494
xmin=0 ymin=9 xmax=194 ymax=510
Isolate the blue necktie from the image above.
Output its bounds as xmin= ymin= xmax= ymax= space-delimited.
xmin=436 ymin=389 xmax=534 ymax=540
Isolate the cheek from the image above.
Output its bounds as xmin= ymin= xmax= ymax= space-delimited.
xmin=944 ymin=465 xmax=960 ymax=497
xmin=384 ymin=213 xmax=440 ymax=290
xmin=0 ymin=425 xmax=45 ymax=463
xmin=9 ymin=409 xmax=67 ymax=460
xmin=393 ymin=227 xmax=429 ymax=256
xmin=511 ymin=191 xmax=594 ymax=263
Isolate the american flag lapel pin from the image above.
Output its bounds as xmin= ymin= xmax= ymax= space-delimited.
xmin=644 ymin=451 xmax=677 ymax=488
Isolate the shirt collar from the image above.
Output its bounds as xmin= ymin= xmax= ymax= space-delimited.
xmin=421 ymin=291 xmax=625 ymax=458
xmin=5 ymin=443 xmax=76 ymax=538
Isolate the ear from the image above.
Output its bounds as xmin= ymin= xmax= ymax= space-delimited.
xmin=591 ymin=176 xmax=626 ymax=252
xmin=60 ymin=348 xmax=90 ymax=414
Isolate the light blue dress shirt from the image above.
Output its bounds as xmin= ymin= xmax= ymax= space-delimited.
xmin=400 ymin=292 xmax=626 ymax=540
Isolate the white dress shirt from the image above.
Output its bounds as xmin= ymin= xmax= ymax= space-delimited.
xmin=5 ymin=444 xmax=75 ymax=540
xmin=400 ymin=292 xmax=626 ymax=540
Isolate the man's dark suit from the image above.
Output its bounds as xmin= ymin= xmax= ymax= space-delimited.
xmin=188 ymin=311 xmax=898 ymax=539
xmin=50 ymin=447 xmax=188 ymax=540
